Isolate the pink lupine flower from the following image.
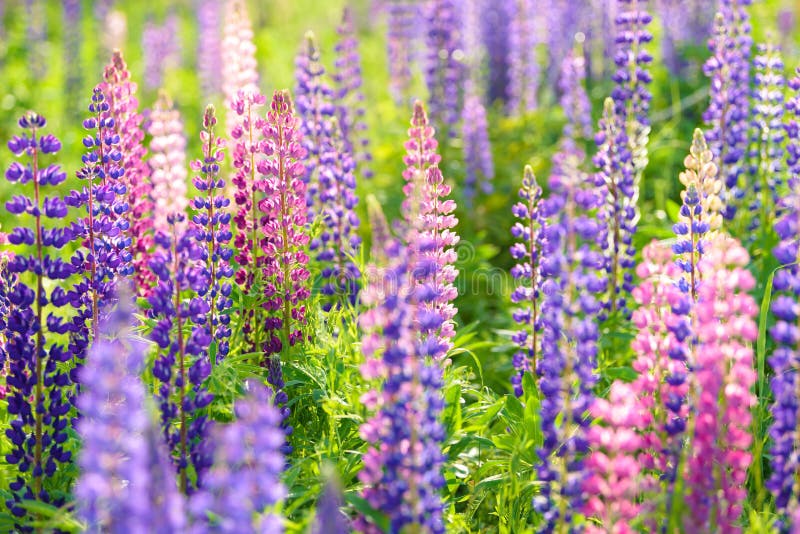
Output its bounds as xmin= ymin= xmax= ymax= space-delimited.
xmin=147 ymin=91 xmax=188 ymax=234
xmin=222 ymin=0 xmax=260 ymax=135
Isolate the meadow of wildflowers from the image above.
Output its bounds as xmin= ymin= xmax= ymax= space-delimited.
xmin=2 ymin=0 xmax=800 ymax=532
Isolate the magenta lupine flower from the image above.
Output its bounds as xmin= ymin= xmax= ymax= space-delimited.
xmin=256 ymin=90 xmax=310 ymax=360
xmin=461 ymin=84 xmax=494 ymax=205
xmin=101 ymin=50 xmax=154 ymax=297
xmin=583 ymin=381 xmax=651 ymax=532
xmin=333 ymin=6 xmax=372 ymax=178
xmin=401 ymin=101 xmax=442 ymax=225
xmin=507 ymin=0 xmax=540 ymax=115
xmin=191 ymin=106 xmax=233 ymax=363
xmin=683 ymin=235 xmax=757 ymax=533
xmin=76 ymin=297 xmax=186 ymax=531
xmin=142 ymin=13 xmax=180 ymax=90
xmin=222 ymin=0 xmax=260 ymax=135
xmin=424 ymin=0 xmax=464 ymax=132
xmin=703 ymin=1 xmax=753 ymax=221
xmin=197 ymin=0 xmax=223 ymax=99
xmin=230 ymin=90 xmax=267 ymax=353
xmin=148 ymin=91 xmax=189 ymax=235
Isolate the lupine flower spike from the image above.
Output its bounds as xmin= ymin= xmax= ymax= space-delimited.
xmin=424 ymin=0 xmax=464 ymax=132
xmin=222 ymin=0 xmax=260 ymax=136
xmin=507 ymin=0 xmax=539 ymax=115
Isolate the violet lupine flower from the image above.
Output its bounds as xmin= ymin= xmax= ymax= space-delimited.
xmin=222 ymin=0 xmax=260 ymax=135
xmin=142 ymin=14 xmax=180 ymax=91
xmin=424 ymin=0 xmax=464 ymax=132
xmin=148 ymin=91 xmax=189 ymax=235
xmin=256 ymin=90 xmax=310 ymax=360
xmin=366 ymin=193 xmax=393 ymax=266
xmin=509 ymin=166 xmax=545 ymax=397
xmin=191 ymin=105 xmax=233 ymax=363
xmin=148 ymin=216 xmax=213 ymax=494
xmin=312 ymin=122 xmax=361 ymax=312
xmin=312 ymin=479 xmax=351 ymax=534
xmin=63 ymin=0 xmax=83 ymax=121
xmin=294 ymin=32 xmax=336 ymax=218
xmin=197 ymin=0 xmax=223 ymax=100
xmin=461 ymin=84 xmax=494 ymax=205
xmin=333 ymin=7 xmax=373 ymax=179
xmin=683 ymin=235 xmax=757 ymax=533
xmin=101 ymin=50 xmax=154 ymax=297
xmin=76 ymin=296 xmax=187 ymax=531
xmin=358 ymin=239 xmax=446 ymax=534
xmin=481 ymin=0 xmax=511 ymax=104
xmin=559 ymin=51 xmax=593 ymax=142
xmin=386 ymin=0 xmax=419 ymax=104
xmin=230 ymin=90 xmax=267 ymax=353
xmin=703 ymin=2 xmax=753 ymax=222
xmin=582 ymin=381 xmax=651 ymax=532
xmin=189 ymin=381 xmax=286 ymax=533
xmin=768 ymin=66 xmax=800 ymax=530
xmin=586 ymin=0 xmax=617 ymax=81
xmin=4 ymin=112 xmax=76 ymax=519
xmin=507 ymin=0 xmax=539 ymax=115
xmin=747 ymin=42 xmax=785 ymax=238
xmin=24 ymin=0 xmax=47 ymax=80
xmin=0 ymin=233 xmax=14 ymax=372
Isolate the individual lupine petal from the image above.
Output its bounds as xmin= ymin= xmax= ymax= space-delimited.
xmin=148 ymin=91 xmax=189 ymax=235
xmin=189 ymin=381 xmax=286 ymax=532
xmin=506 ymin=0 xmax=540 ymax=115
xmin=461 ymin=82 xmax=494 ymax=206
xmin=683 ymin=234 xmax=757 ymax=533
xmin=76 ymin=294 xmax=186 ymax=531
xmin=333 ymin=6 xmax=372 ymax=179
xmin=3 ymin=112 xmax=79 ymax=522
xmin=509 ymin=166 xmax=545 ymax=397
xmin=703 ymin=1 xmax=753 ymax=222
xmin=142 ymin=13 xmax=180 ymax=90
xmin=147 ymin=215 xmax=213 ymax=494
xmin=424 ymin=0 xmax=465 ymax=132
xmin=222 ymin=0 xmax=260 ymax=136
xmin=197 ymin=0 xmax=223 ymax=99
xmin=191 ymin=105 xmax=233 ymax=363
xmin=101 ymin=49 xmax=154 ymax=297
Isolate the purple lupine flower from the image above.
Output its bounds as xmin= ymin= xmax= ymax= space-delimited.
xmin=703 ymin=1 xmax=753 ymax=221
xmin=3 ymin=112 xmax=77 ymax=520
xmin=76 ymin=295 xmax=186 ymax=531
xmin=386 ymin=0 xmax=419 ymax=104
xmin=311 ymin=122 xmax=361 ymax=312
xmin=148 ymin=91 xmax=189 ymax=234
xmin=544 ymin=0 xmax=584 ymax=89
xmin=257 ymin=90 xmax=310 ymax=359
xmin=612 ymin=2 xmax=653 ymax=127
xmin=507 ymin=0 xmax=540 ymax=115
xmin=358 ymin=236 xmax=446 ymax=534
xmin=312 ymin=478 xmax=351 ymax=534
xmin=191 ymin=105 xmax=233 ymax=363
xmin=559 ymin=51 xmax=593 ymax=142
xmin=586 ymin=0 xmax=617 ymax=81
xmin=747 ymin=42 xmax=785 ymax=240
xmin=189 ymin=381 xmax=286 ymax=532
xmin=461 ymin=84 xmax=494 ymax=205
xmin=333 ymin=7 xmax=373 ymax=179
xmin=366 ymin=193 xmax=393 ymax=266
xmin=294 ymin=32 xmax=337 ymax=218
xmin=0 ymin=234 xmax=14 ymax=373
xmin=768 ymin=66 xmax=800 ymax=531
xmin=509 ymin=166 xmax=545 ymax=397
xmin=63 ymin=0 xmax=83 ymax=121
xmin=142 ymin=13 xmax=180 ymax=90
xmin=424 ymin=0 xmax=464 ymax=132
xmin=482 ymin=0 xmax=511 ymax=104
xmin=25 ymin=0 xmax=47 ymax=80
xmin=197 ymin=0 xmax=223 ymax=100
xmin=222 ymin=0 xmax=260 ymax=136
xmin=148 ymin=216 xmax=213 ymax=494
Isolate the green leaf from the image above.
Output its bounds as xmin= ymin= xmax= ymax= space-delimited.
xmin=344 ymin=492 xmax=390 ymax=532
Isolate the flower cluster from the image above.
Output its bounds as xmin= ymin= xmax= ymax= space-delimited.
xmin=461 ymin=85 xmax=494 ymax=205
xmin=148 ymin=216 xmax=213 ymax=494
xmin=507 ymin=0 xmax=539 ymax=115
xmin=148 ymin=91 xmax=189 ymax=235
xmin=197 ymin=0 xmax=223 ymax=99
xmin=385 ymin=1 xmax=418 ymax=103
xmin=142 ymin=14 xmax=179 ymax=90
xmin=191 ymin=105 xmax=233 ymax=363
xmin=4 ymin=113 xmax=77 ymax=519
xmin=222 ymin=0 xmax=260 ymax=134
xmin=423 ymin=0 xmax=463 ymax=131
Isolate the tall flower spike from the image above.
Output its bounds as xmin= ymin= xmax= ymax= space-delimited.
xmin=189 ymin=381 xmax=286 ymax=532
xmin=230 ymin=90 xmax=267 ymax=354
xmin=295 ymin=31 xmax=336 ymax=219
xmin=197 ymin=0 xmax=224 ymax=100
xmin=683 ymin=235 xmax=757 ymax=533
xmin=222 ymin=0 xmax=260 ymax=136
xmin=358 ymin=239 xmax=446 ymax=534
xmin=461 ymin=82 xmax=494 ymax=205
xmin=148 ymin=215 xmax=213 ymax=494
xmin=191 ymin=105 xmax=233 ymax=363
xmin=402 ymin=101 xmax=442 ymax=227
xmin=3 ymin=112 xmax=77 ymax=520
xmin=101 ymin=50 xmax=154 ymax=297
xmin=148 ymin=91 xmax=189 ymax=235
xmin=509 ymin=166 xmax=545 ymax=397
xmin=312 ymin=477 xmax=351 ymax=534
xmin=424 ymin=0 xmax=464 ymax=132
xmin=507 ymin=0 xmax=540 ymax=115
xmin=311 ymin=120 xmax=361 ymax=312
xmin=747 ymin=42 xmax=785 ymax=243
xmin=768 ymin=66 xmax=800 ymax=530
xmin=333 ymin=6 xmax=373 ymax=178
xmin=559 ymin=50 xmax=593 ymax=142
xmin=481 ymin=0 xmax=511 ymax=104
xmin=142 ymin=13 xmax=180 ymax=90
xmin=76 ymin=295 xmax=186 ymax=531
xmin=703 ymin=1 xmax=753 ymax=222
xmin=386 ymin=0 xmax=419 ymax=104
